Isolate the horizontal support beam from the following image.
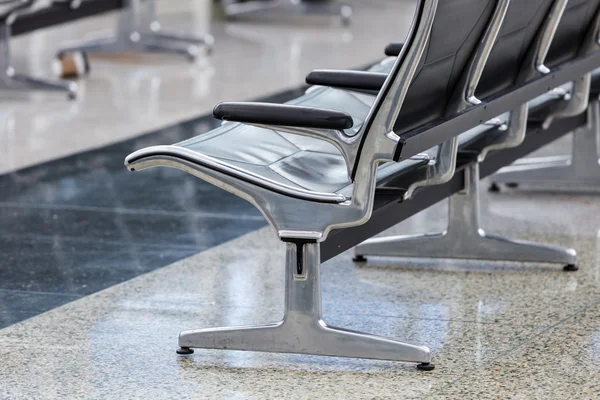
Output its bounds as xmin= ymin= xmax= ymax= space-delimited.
xmin=397 ymin=51 xmax=600 ymax=161
xmin=321 ymin=113 xmax=586 ymax=262
xmin=13 ymin=0 xmax=123 ymax=37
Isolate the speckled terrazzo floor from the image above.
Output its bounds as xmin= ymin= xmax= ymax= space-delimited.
xmin=0 ymin=179 xmax=599 ymax=399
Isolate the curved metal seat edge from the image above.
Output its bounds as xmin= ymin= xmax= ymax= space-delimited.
xmin=125 ymin=145 xmax=349 ymax=204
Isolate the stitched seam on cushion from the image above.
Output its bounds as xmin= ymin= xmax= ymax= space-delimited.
xmin=269 ymin=151 xmax=349 ymax=192
xmin=177 ymin=122 xmax=239 ymax=147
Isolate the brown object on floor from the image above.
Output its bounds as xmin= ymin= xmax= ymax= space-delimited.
xmin=53 ymin=52 xmax=88 ymax=79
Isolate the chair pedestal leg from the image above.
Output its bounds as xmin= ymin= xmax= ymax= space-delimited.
xmin=56 ymin=0 xmax=207 ymax=62
xmin=1 ymin=72 xmax=78 ymax=98
xmin=0 ymin=25 xmax=76 ymax=98
xmin=492 ymin=102 xmax=600 ymax=190
xmin=145 ymin=0 xmax=215 ymax=52
xmin=178 ymin=241 xmax=432 ymax=366
xmin=355 ymin=163 xmax=577 ymax=269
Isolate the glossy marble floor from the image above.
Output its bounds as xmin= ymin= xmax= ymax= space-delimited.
xmin=1 ymin=187 xmax=600 ymax=399
xmin=0 ymin=0 xmax=414 ymax=328
xmin=2 ymin=0 xmax=600 ymax=399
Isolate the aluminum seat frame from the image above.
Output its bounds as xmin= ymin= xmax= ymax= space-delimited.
xmin=355 ymin=0 xmax=600 ymax=270
xmin=0 ymin=0 xmax=77 ymax=98
xmin=126 ymin=0 xmax=516 ymax=369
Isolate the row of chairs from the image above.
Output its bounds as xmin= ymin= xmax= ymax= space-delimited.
xmin=125 ymin=0 xmax=600 ymax=370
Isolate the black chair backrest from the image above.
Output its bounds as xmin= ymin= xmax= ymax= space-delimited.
xmin=392 ymin=0 xmax=497 ymax=135
xmin=476 ymin=0 xmax=556 ymax=100
xmin=546 ymin=0 xmax=600 ymax=67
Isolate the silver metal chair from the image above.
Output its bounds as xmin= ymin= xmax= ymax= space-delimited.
xmin=0 ymin=0 xmax=77 ymax=98
xmin=56 ymin=0 xmax=214 ymax=68
xmin=353 ymin=0 xmax=600 ymax=270
xmin=221 ymin=0 xmax=352 ymax=26
xmin=491 ymin=0 xmax=600 ymax=192
xmin=125 ymin=0 xmax=513 ymax=369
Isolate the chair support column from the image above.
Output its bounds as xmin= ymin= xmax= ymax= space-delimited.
xmin=178 ymin=241 xmax=433 ymax=368
xmin=0 ymin=23 xmax=76 ymax=98
xmin=492 ymin=101 xmax=600 ymax=190
xmin=355 ymin=163 xmax=577 ymax=270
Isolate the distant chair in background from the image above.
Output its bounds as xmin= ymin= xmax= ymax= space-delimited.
xmin=54 ymin=0 xmax=214 ymax=76
xmin=0 ymin=0 xmax=77 ymax=98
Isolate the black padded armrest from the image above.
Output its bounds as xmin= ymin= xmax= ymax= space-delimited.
xmin=305 ymin=70 xmax=387 ymax=92
xmin=384 ymin=42 xmax=403 ymax=57
xmin=213 ymin=102 xmax=354 ymax=130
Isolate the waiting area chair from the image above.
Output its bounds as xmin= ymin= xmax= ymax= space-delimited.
xmin=124 ymin=0 xmax=600 ymax=369
xmin=0 ymin=0 xmax=77 ymax=98
xmin=55 ymin=0 xmax=214 ymax=72
xmin=310 ymin=0 xmax=600 ymax=267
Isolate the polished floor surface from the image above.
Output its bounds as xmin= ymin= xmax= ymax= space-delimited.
xmin=0 ymin=107 xmax=272 ymax=329
xmin=0 ymin=0 xmax=414 ymax=328
xmin=2 ymin=0 xmax=600 ymax=399
xmin=1 ymin=188 xmax=599 ymax=398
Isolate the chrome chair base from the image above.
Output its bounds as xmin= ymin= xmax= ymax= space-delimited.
xmin=0 ymin=23 xmax=76 ymax=99
xmin=178 ymin=241 xmax=433 ymax=367
xmin=57 ymin=35 xmax=201 ymax=63
xmin=222 ymin=0 xmax=353 ymax=25
xmin=355 ymin=163 xmax=577 ymax=270
xmin=492 ymin=102 xmax=600 ymax=191
xmin=0 ymin=69 xmax=77 ymax=99
xmin=57 ymin=0 xmax=213 ymax=63
xmin=149 ymin=29 xmax=215 ymax=54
